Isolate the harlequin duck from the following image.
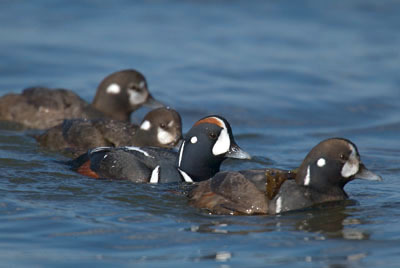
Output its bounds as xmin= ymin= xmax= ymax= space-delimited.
xmin=36 ymin=107 xmax=182 ymax=156
xmin=0 ymin=69 xmax=163 ymax=129
xmin=69 ymin=115 xmax=251 ymax=183
xmin=189 ymin=138 xmax=382 ymax=215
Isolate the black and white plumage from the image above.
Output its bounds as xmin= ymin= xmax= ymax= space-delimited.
xmin=36 ymin=107 xmax=182 ymax=156
xmin=70 ymin=115 xmax=251 ymax=183
xmin=189 ymin=138 xmax=382 ymax=215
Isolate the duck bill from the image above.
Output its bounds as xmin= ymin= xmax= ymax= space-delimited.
xmin=225 ymin=143 xmax=251 ymax=160
xmin=145 ymin=95 xmax=165 ymax=108
xmin=356 ymin=163 xmax=382 ymax=181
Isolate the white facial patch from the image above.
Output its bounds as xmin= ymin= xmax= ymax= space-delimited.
xmin=139 ymin=81 xmax=146 ymax=89
xmin=275 ymin=196 xmax=282 ymax=214
xmin=106 ymin=83 xmax=121 ymax=94
xmin=304 ymin=165 xmax=311 ymax=186
xmin=140 ymin=120 xmax=151 ymax=130
xmin=341 ymin=144 xmax=359 ymax=178
xmin=317 ymin=158 xmax=326 ymax=167
xmin=190 ymin=136 xmax=197 ymax=144
xmin=211 ymin=118 xmax=231 ymax=156
xmin=149 ymin=165 xmax=160 ymax=183
xmin=128 ymin=89 xmax=147 ymax=105
xmin=157 ymin=127 xmax=175 ymax=145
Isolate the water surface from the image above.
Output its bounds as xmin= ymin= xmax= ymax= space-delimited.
xmin=1 ymin=0 xmax=400 ymax=267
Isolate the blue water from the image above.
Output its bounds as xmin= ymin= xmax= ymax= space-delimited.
xmin=1 ymin=0 xmax=400 ymax=267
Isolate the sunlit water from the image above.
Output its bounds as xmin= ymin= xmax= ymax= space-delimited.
xmin=1 ymin=0 xmax=400 ymax=267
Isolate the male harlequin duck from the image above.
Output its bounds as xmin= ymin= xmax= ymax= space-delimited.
xmin=36 ymin=107 xmax=182 ymax=156
xmin=69 ymin=115 xmax=251 ymax=183
xmin=0 ymin=69 xmax=163 ymax=129
xmin=189 ymin=138 xmax=382 ymax=215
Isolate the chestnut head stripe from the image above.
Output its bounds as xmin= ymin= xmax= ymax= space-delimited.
xmin=194 ymin=117 xmax=225 ymax=128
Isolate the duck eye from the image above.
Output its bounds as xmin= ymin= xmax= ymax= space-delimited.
xmin=209 ymin=132 xmax=217 ymax=140
xmin=340 ymin=154 xmax=348 ymax=161
xmin=128 ymin=84 xmax=142 ymax=92
xmin=160 ymin=123 xmax=166 ymax=129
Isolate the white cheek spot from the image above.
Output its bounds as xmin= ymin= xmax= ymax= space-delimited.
xmin=157 ymin=127 xmax=174 ymax=145
xmin=139 ymin=81 xmax=146 ymax=89
xmin=275 ymin=196 xmax=282 ymax=214
xmin=304 ymin=165 xmax=311 ymax=186
xmin=106 ymin=83 xmax=121 ymax=94
xmin=341 ymin=145 xmax=359 ymax=178
xmin=149 ymin=165 xmax=160 ymax=184
xmin=317 ymin=158 xmax=326 ymax=167
xmin=212 ymin=128 xmax=230 ymax=156
xmin=140 ymin=120 xmax=151 ymax=130
xmin=190 ymin=136 xmax=197 ymax=144
xmin=128 ymin=89 xmax=147 ymax=105
xmin=168 ymin=120 xmax=174 ymax=127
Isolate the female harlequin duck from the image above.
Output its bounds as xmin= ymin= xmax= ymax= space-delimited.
xmin=36 ymin=107 xmax=182 ymax=156
xmin=189 ymin=138 xmax=382 ymax=215
xmin=69 ymin=115 xmax=251 ymax=183
xmin=0 ymin=69 xmax=163 ymax=129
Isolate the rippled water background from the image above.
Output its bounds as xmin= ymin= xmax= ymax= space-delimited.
xmin=1 ymin=0 xmax=400 ymax=267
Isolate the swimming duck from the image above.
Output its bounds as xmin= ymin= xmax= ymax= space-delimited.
xmin=0 ymin=69 xmax=163 ymax=129
xmin=69 ymin=115 xmax=251 ymax=183
xmin=36 ymin=107 xmax=182 ymax=156
xmin=189 ymin=138 xmax=382 ymax=215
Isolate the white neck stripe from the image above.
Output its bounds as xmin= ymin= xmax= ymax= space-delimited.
xmin=178 ymin=141 xmax=185 ymax=167
xmin=304 ymin=165 xmax=311 ymax=186
xmin=178 ymin=168 xmax=193 ymax=182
